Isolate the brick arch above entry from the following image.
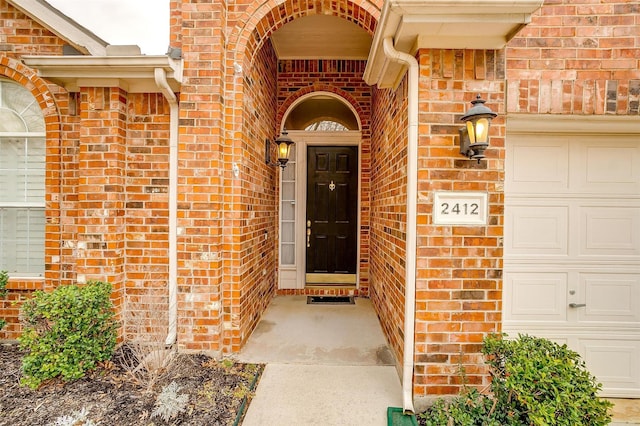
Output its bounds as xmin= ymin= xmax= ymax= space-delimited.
xmin=227 ymin=0 xmax=381 ymax=67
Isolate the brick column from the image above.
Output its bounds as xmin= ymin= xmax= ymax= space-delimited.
xmin=413 ymin=49 xmax=506 ymax=398
xmin=177 ymin=0 xmax=227 ymax=353
xmin=76 ymin=87 xmax=127 ymax=314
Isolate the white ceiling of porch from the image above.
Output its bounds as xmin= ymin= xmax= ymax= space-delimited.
xmin=270 ymin=15 xmax=372 ymax=60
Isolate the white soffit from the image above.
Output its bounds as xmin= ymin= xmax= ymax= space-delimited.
xmin=8 ymin=0 xmax=108 ymax=55
xmin=364 ymin=0 xmax=544 ymax=88
xmin=271 ymin=15 xmax=372 ymax=60
xmin=21 ymin=56 xmax=183 ymax=93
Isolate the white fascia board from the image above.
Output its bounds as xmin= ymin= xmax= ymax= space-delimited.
xmin=22 ymin=56 xmax=183 ymax=93
xmin=364 ymin=0 xmax=543 ymax=88
xmin=8 ymin=0 xmax=108 ymax=56
xmin=383 ymin=0 xmax=543 ymax=16
xmin=363 ymin=1 xmax=404 ymax=88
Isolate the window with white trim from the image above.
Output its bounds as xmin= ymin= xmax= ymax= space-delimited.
xmin=0 ymin=79 xmax=45 ymax=276
xmin=280 ymin=144 xmax=296 ymax=266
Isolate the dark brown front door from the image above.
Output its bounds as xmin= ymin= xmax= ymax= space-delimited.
xmin=306 ymin=146 xmax=358 ymax=284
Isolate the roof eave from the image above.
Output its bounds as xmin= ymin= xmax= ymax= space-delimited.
xmin=22 ymin=55 xmax=183 ymax=93
xmin=364 ymin=0 xmax=544 ymax=88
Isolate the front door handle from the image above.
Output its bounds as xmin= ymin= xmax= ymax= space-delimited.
xmin=569 ymin=303 xmax=586 ymax=308
xmin=306 ymin=227 xmax=311 ymax=248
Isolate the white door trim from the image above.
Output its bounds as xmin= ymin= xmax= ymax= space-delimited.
xmin=278 ymin=131 xmax=362 ymax=289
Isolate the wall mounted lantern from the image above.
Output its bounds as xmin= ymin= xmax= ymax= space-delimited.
xmin=265 ymin=129 xmax=295 ymax=169
xmin=459 ymin=95 xmax=497 ymax=162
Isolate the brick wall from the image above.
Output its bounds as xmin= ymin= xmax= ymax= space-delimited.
xmin=370 ymin=49 xmax=506 ymax=400
xmin=123 ymin=93 xmax=172 ymax=340
xmin=175 ymin=0 xmax=227 ymax=353
xmin=233 ymin=40 xmax=279 ymax=350
xmin=75 ymin=87 xmax=128 ymax=318
xmin=0 ymin=1 xmax=65 ymax=58
xmin=370 ymin=77 xmax=409 ymax=370
xmin=507 ymin=0 xmax=640 ymax=115
xmin=169 ymin=0 xmax=182 ymax=51
xmin=412 ymin=49 xmax=505 ymax=398
xmin=370 ymin=52 xmax=504 ymax=394
xmin=57 ymin=92 xmax=81 ymax=288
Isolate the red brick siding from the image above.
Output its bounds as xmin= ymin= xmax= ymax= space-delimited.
xmin=0 ymin=1 xmax=66 ymax=57
xmin=370 ymin=77 xmax=408 ymax=369
xmin=75 ymin=87 xmax=128 ymax=318
xmin=233 ymin=40 xmax=279 ymax=350
xmin=0 ymin=280 xmax=44 ymax=338
xmin=57 ymin=94 xmax=81 ymax=288
xmin=413 ymin=49 xmax=505 ymax=396
xmin=176 ymin=0 xmax=227 ymax=353
xmin=276 ymin=59 xmax=372 ymax=296
xmin=123 ymin=93 xmax=172 ymax=338
xmin=507 ymin=0 xmax=640 ymax=114
xmin=169 ymin=0 xmax=182 ymax=50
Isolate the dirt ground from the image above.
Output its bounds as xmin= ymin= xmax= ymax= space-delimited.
xmin=0 ymin=343 xmax=262 ymax=426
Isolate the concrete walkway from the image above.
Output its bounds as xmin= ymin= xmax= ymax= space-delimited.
xmin=237 ymin=295 xmax=640 ymax=425
xmin=243 ymin=364 xmax=401 ymax=425
xmin=237 ymin=295 xmax=402 ymax=425
xmin=610 ymin=399 xmax=640 ymax=425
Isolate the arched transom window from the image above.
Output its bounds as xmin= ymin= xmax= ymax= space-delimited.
xmin=0 ymin=79 xmax=45 ymax=276
xmin=284 ymin=95 xmax=359 ymax=131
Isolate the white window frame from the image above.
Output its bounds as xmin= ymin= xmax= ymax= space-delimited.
xmin=0 ymin=79 xmax=46 ymax=277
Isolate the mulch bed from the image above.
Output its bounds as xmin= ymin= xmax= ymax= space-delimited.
xmin=0 ymin=343 xmax=262 ymax=426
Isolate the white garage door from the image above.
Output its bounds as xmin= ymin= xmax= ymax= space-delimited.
xmin=504 ymin=122 xmax=640 ymax=398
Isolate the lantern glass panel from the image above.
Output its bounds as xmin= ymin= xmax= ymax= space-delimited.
xmin=475 ymin=118 xmax=489 ymax=143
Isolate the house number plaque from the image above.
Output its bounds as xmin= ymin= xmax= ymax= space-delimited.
xmin=433 ymin=191 xmax=488 ymax=225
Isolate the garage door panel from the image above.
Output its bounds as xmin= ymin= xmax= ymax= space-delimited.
xmin=506 ymin=138 xmax=569 ymax=194
xmin=506 ymin=205 xmax=568 ymax=255
xmin=579 ymin=338 xmax=640 ymax=393
xmin=504 ymin=272 xmax=568 ymax=321
xmin=576 ymin=140 xmax=640 ymax=194
xmin=505 ymin=127 xmax=640 ymax=397
xmin=580 ymin=206 xmax=640 ymax=256
xmin=578 ymin=273 xmax=640 ymax=324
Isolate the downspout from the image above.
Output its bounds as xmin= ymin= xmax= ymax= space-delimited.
xmin=154 ymin=68 xmax=179 ymax=346
xmin=382 ymin=37 xmax=418 ymax=414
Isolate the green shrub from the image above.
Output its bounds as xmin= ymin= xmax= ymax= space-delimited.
xmin=419 ymin=334 xmax=612 ymax=426
xmin=421 ymin=387 xmax=520 ymax=426
xmin=483 ymin=334 xmax=612 ymax=425
xmin=0 ymin=270 xmax=8 ymax=330
xmin=18 ymin=281 xmax=117 ymax=389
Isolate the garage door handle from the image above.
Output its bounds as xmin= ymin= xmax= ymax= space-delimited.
xmin=569 ymin=303 xmax=586 ymax=308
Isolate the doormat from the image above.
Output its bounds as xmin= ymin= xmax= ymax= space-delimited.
xmin=306 ymin=296 xmax=355 ymax=305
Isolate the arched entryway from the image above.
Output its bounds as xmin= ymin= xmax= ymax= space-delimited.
xmin=214 ymin=0 xmax=378 ymax=352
